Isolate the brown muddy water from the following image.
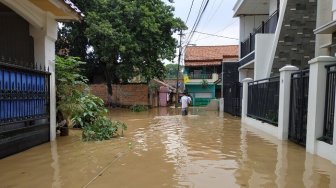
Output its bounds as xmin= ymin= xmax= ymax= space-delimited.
xmin=1 ymin=108 xmax=336 ymax=188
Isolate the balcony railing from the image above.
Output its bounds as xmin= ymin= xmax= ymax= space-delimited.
xmin=240 ymin=10 xmax=279 ymax=58
xmin=188 ymin=73 xmax=212 ymax=79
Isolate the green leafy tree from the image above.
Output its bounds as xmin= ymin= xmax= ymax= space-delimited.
xmin=56 ymin=0 xmax=186 ymax=96
xmin=165 ymin=63 xmax=181 ymax=79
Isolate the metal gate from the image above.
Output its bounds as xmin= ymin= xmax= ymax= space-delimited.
xmin=0 ymin=62 xmax=50 ymax=158
xmin=223 ymin=82 xmax=241 ymax=116
xmin=288 ymin=70 xmax=309 ymax=146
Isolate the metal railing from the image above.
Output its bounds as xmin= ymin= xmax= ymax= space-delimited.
xmin=188 ymin=73 xmax=212 ymax=79
xmin=247 ymin=76 xmax=280 ymax=125
xmin=321 ymin=64 xmax=336 ymax=144
xmin=223 ymin=82 xmax=241 ymax=116
xmin=289 ymin=70 xmax=309 ymax=146
xmin=240 ymin=10 xmax=279 ymax=58
xmin=0 ymin=62 xmax=51 ymax=125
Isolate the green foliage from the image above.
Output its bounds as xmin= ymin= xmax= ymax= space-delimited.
xmin=82 ymin=117 xmax=127 ymax=141
xmin=165 ymin=63 xmax=181 ymax=79
xmin=129 ymin=104 xmax=149 ymax=112
xmin=72 ymin=94 xmax=108 ymax=128
xmin=55 ymin=56 xmax=127 ymax=141
xmin=56 ymin=0 xmax=186 ymax=90
xmin=201 ymin=79 xmax=209 ymax=88
xmin=56 ymin=56 xmax=88 ymax=119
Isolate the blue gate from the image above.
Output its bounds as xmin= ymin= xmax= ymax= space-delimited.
xmin=0 ymin=62 xmax=50 ymax=158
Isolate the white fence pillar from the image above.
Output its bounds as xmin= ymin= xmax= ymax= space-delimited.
xmin=306 ymin=56 xmax=336 ymax=154
xmin=242 ymin=78 xmax=253 ymax=122
xmin=278 ymin=65 xmax=299 ymax=140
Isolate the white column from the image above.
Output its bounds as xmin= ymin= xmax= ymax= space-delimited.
xmin=277 ymin=65 xmax=299 ymax=140
xmin=241 ymin=78 xmax=253 ymax=122
xmin=306 ymin=56 xmax=336 ymax=153
xmin=333 ymin=0 xmax=336 ymax=20
xmin=30 ymin=13 xmax=58 ymax=141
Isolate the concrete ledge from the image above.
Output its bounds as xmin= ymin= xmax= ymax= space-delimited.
xmin=308 ymin=56 xmax=336 ymax=65
xmin=242 ymin=116 xmax=279 ymax=139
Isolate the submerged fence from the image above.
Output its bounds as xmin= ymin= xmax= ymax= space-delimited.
xmin=289 ymin=70 xmax=309 ymax=146
xmin=322 ymin=64 xmax=336 ymax=144
xmin=247 ymin=76 xmax=280 ymax=125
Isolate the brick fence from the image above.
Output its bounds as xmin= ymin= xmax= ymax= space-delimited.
xmin=89 ymin=84 xmax=149 ymax=106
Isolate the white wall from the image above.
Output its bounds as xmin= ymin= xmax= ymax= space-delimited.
xmin=254 ymin=34 xmax=275 ymax=80
xmin=239 ymin=15 xmax=269 ymax=42
xmin=333 ymin=0 xmax=336 ymax=19
xmin=269 ymin=0 xmax=278 ymax=15
xmin=315 ymin=0 xmax=332 ymax=57
xmin=239 ymin=68 xmax=254 ymax=82
xmin=30 ymin=13 xmax=57 ymax=141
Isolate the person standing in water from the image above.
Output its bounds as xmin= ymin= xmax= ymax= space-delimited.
xmin=181 ymin=92 xmax=191 ymax=116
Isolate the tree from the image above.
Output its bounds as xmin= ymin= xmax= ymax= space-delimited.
xmin=56 ymin=0 xmax=186 ymax=96
xmin=165 ymin=63 xmax=180 ymax=79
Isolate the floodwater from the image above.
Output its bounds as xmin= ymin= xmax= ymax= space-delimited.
xmin=1 ymin=108 xmax=336 ymax=188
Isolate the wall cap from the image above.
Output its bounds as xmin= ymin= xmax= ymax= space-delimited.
xmin=308 ymin=56 xmax=336 ymax=65
xmin=279 ymin=65 xmax=299 ymax=72
xmin=242 ymin=78 xmax=253 ymax=83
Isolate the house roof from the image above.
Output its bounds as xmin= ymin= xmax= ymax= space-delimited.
xmin=184 ymin=45 xmax=238 ymax=67
xmin=28 ymin=0 xmax=83 ymax=21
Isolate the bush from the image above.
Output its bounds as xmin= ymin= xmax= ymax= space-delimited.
xmin=129 ymin=104 xmax=148 ymax=112
xmin=56 ymin=56 xmax=127 ymax=141
xmin=82 ymin=117 xmax=127 ymax=141
xmin=72 ymin=94 xmax=108 ymax=128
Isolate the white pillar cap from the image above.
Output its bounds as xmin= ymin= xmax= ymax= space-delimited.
xmin=242 ymin=78 xmax=253 ymax=83
xmin=308 ymin=56 xmax=336 ymax=65
xmin=279 ymin=65 xmax=299 ymax=72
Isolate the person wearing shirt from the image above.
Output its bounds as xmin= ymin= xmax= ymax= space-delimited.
xmin=180 ymin=92 xmax=191 ymax=116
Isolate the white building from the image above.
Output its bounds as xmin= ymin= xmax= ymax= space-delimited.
xmin=236 ymin=0 xmax=336 ymax=164
xmin=234 ymin=0 xmax=316 ymax=81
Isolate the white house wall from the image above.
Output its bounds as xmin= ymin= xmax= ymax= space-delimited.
xmin=315 ymin=0 xmax=332 ymax=57
xmin=269 ymin=0 xmax=278 ymax=15
xmin=254 ymin=34 xmax=275 ymax=80
xmin=239 ymin=15 xmax=268 ymax=42
xmin=239 ymin=68 xmax=254 ymax=82
xmin=333 ymin=0 xmax=336 ymax=19
xmin=30 ymin=14 xmax=57 ymax=141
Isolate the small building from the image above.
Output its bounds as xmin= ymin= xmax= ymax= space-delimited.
xmin=184 ymin=45 xmax=238 ymax=106
xmin=0 ymin=0 xmax=82 ymax=158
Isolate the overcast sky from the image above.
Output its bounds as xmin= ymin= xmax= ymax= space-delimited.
xmin=164 ymin=0 xmax=239 ymax=46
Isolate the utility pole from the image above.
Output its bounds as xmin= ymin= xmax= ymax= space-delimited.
xmin=175 ymin=29 xmax=183 ymax=108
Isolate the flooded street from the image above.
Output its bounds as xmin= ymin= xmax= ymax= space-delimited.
xmin=1 ymin=108 xmax=336 ymax=188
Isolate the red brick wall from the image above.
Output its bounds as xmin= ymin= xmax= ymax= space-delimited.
xmin=90 ymin=84 xmax=109 ymax=102
xmin=90 ymin=84 xmax=149 ymax=106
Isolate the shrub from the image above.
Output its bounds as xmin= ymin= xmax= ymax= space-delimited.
xmin=55 ymin=56 xmax=127 ymax=141
xmin=82 ymin=118 xmax=127 ymax=141
xmin=72 ymin=94 xmax=108 ymax=128
xmin=130 ymin=104 xmax=148 ymax=112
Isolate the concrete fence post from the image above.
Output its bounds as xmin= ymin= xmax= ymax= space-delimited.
xmin=278 ymin=65 xmax=299 ymax=140
xmin=242 ymin=78 xmax=253 ymax=123
xmin=306 ymin=56 xmax=336 ymax=154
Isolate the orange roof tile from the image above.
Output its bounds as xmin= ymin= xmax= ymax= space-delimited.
xmin=184 ymin=45 xmax=238 ymax=61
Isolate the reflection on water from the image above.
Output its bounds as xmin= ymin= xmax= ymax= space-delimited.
xmin=0 ymin=107 xmax=336 ymax=188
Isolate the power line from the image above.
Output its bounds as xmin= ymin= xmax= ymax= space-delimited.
xmin=185 ymin=0 xmax=195 ymax=24
xmin=194 ymin=31 xmax=238 ymax=40
xmin=184 ymin=0 xmax=210 ymax=47
xmin=192 ymin=19 xmax=239 ymax=42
